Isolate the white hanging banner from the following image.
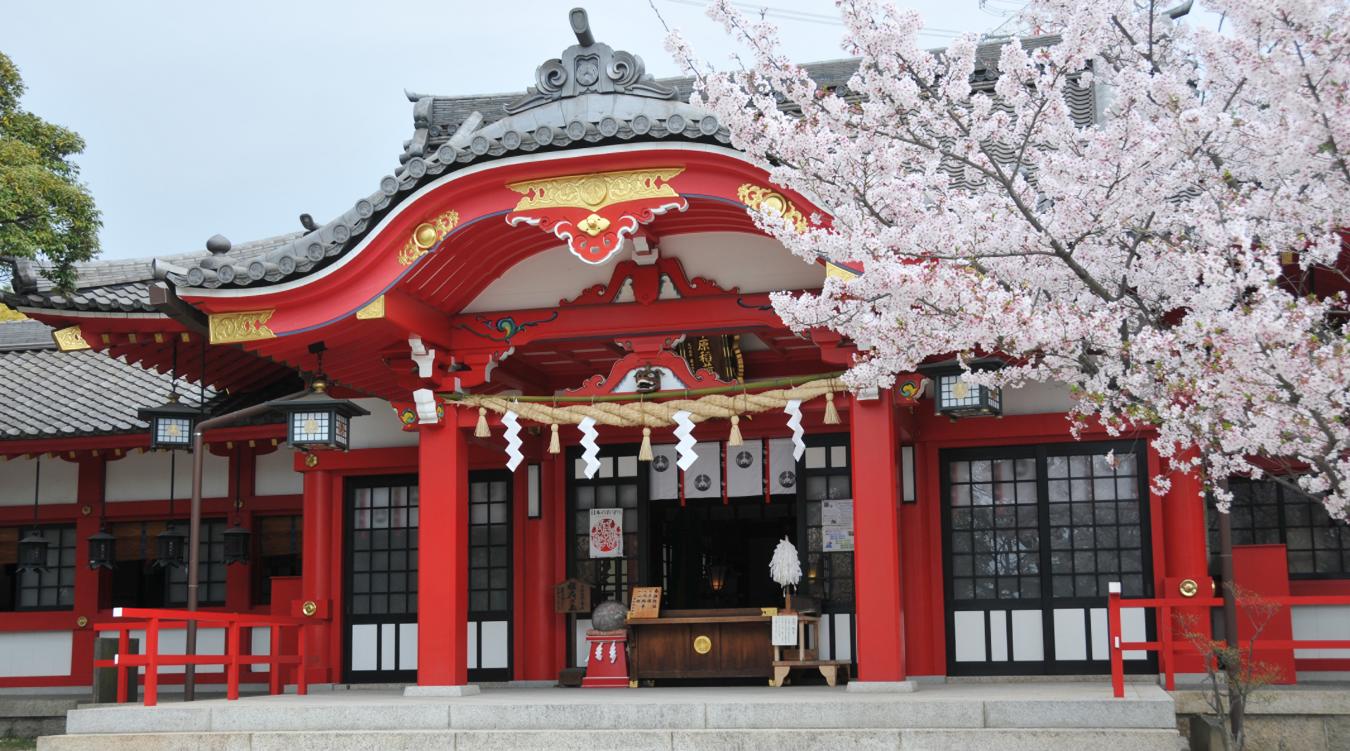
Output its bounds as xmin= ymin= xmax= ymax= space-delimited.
xmin=684 ymin=442 xmax=722 ymax=499
xmin=671 ymin=410 xmax=698 ymax=471
xmin=648 ymin=444 xmax=679 ymax=500
xmin=501 ymin=410 xmax=523 ymax=472
xmin=578 ymin=416 xmax=601 ymax=478
xmin=768 ymin=438 xmax=798 ymax=494
xmin=588 ymin=507 xmax=624 ymax=559
xmin=784 ymin=399 xmax=805 ymax=460
xmin=726 ymin=438 xmax=763 ymax=497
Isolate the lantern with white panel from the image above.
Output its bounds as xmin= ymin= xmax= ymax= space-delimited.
xmin=266 ymin=377 xmax=370 ymax=451
xmin=138 ymin=394 xmax=200 ymax=450
xmin=932 ymin=365 xmax=1003 ymax=418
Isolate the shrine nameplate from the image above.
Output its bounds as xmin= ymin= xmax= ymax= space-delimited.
xmin=554 ymin=578 xmax=592 ymax=614
xmin=678 ymin=335 xmax=743 ymax=382
xmin=629 ymin=587 xmax=662 ymax=620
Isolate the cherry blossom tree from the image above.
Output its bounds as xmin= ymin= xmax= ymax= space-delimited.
xmin=667 ymin=0 xmax=1350 ymax=521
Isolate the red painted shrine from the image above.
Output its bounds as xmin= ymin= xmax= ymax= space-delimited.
xmin=1 ymin=9 xmax=1347 ymax=694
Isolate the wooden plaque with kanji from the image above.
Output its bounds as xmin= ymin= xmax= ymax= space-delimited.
xmin=554 ymin=578 xmax=592 ymax=614
xmin=628 ymin=586 xmax=662 ymax=620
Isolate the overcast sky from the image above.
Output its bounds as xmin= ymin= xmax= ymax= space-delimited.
xmin=0 ymin=1 xmax=1035 ymax=260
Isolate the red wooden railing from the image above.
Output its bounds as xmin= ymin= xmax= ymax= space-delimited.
xmin=94 ymin=607 xmax=313 ymax=706
xmin=1107 ymin=582 xmax=1350 ymax=697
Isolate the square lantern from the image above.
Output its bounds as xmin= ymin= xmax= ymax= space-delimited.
xmin=223 ymin=523 xmax=251 ymax=565
xmin=87 ymin=528 xmax=117 ymax=570
xmin=16 ymin=529 xmax=50 ymax=573
xmin=934 ymin=370 xmax=1002 ymax=418
xmin=138 ymin=395 xmax=200 ymax=450
xmin=154 ymin=523 xmax=187 ymax=569
xmin=266 ymin=378 xmax=370 ymax=451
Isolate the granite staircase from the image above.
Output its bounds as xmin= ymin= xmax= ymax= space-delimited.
xmin=38 ymin=682 xmax=1185 ymax=751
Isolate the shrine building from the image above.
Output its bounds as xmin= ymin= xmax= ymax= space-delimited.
xmin=1 ymin=8 xmax=1346 ymax=694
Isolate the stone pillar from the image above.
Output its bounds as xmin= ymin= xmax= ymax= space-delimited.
xmin=848 ymin=390 xmax=912 ymax=691
xmin=407 ymin=422 xmax=475 ymax=695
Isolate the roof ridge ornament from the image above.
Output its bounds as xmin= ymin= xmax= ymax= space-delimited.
xmin=504 ymin=7 xmax=677 ymax=115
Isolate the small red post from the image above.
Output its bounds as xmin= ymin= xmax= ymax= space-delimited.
xmin=226 ymin=620 xmax=241 ymax=700
xmin=116 ymin=628 xmax=129 ymax=704
xmin=145 ymin=618 xmax=160 ymax=707
xmin=269 ymin=625 xmax=282 ymax=695
xmin=1108 ymin=582 xmax=1124 ymax=698
xmin=296 ymin=625 xmax=308 ymax=695
xmin=1161 ymin=603 xmax=1175 ymax=691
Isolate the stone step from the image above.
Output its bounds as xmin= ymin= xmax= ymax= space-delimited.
xmin=38 ymin=727 xmax=1187 ymax=751
xmin=60 ymin=687 xmax=1179 ymax=734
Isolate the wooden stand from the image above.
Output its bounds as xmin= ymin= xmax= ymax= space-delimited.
xmin=769 ymin=615 xmax=848 ymax=687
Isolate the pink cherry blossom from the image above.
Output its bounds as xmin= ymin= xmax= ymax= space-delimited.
xmin=668 ymin=0 xmax=1350 ymax=519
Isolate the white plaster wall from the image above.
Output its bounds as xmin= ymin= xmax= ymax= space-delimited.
xmin=127 ymin=627 xmax=225 ymax=674
xmin=105 ymin=450 xmax=228 ymax=502
xmin=463 ymin=232 xmax=825 ymax=313
xmin=0 ymin=456 xmax=78 ymax=506
xmin=1292 ymin=605 xmax=1350 ymax=659
xmin=0 ymin=631 xmax=73 ymax=677
xmin=347 ymin=398 xmax=417 ymax=450
xmin=1001 ymin=381 xmax=1076 ymax=416
xmin=254 ymin=448 xmax=303 ymax=496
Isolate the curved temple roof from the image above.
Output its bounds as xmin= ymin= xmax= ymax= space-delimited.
xmin=3 ymin=7 xmax=1087 ymax=310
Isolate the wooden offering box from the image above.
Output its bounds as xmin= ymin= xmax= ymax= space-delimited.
xmin=627 ymin=608 xmax=817 ymax=682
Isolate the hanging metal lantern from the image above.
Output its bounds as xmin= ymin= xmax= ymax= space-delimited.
xmin=138 ymin=394 xmax=200 ymax=450
xmin=154 ymin=523 xmax=187 ymax=569
xmin=18 ymin=457 xmax=48 ymax=573
xmin=16 ymin=529 xmax=50 ymax=574
xmin=87 ymin=528 xmax=116 ymax=570
xmin=223 ymin=523 xmax=251 ymax=565
xmin=266 ymin=377 xmax=369 ymax=451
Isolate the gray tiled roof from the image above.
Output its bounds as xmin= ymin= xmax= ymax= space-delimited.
xmin=0 ymin=319 xmax=56 ymax=351
xmin=3 ymin=233 xmax=301 ymax=313
xmin=0 ymin=320 xmax=219 ymax=440
xmin=2 ymin=13 xmax=1083 ymax=305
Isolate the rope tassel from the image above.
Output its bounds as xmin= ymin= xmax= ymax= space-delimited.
xmin=728 ymin=415 xmax=743 ymax=446
xmin=548 ymin=423 xmax=560 ymax=454
xmin=639 ymin=427 xmax=653 ymax=461
xmin=474 ymin=407 xmax=491 ymax=438
xmin=823 ymin=391 xmax=840 ymax=425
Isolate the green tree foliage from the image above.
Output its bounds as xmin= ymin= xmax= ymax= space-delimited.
xmin=0 ymin=51 xmax=99 ymax=291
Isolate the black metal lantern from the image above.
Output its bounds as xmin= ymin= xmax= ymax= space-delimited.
xmin=16 ymin=456 xmax=48 ymax=573
xmin=154 ymin=523 xmax=187 ymax=569
xmin=223 ymin=523 xmax=251 ymax=565
xmin=934 ymin=371 xmax=1002 ymax=417
xmin=932 ymin=366 xmax=1003 ymax=418
xmin=17 ymin=529 xmax=50 ymax=574
xmin=138 ymin=394 xmax=200 ymax=450
xmin=267 ymin=377 xmax=369 ymax=451
xmin=88 ymin=528 xmax=116 ymax=570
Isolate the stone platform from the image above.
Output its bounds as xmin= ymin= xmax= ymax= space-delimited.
xmin=40 ymin=681 xmax=1185 ymax=750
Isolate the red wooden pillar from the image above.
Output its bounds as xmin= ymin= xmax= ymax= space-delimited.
xmin=1157 ymin=445 xmax=1211 ymax=673
xmin=850 ymin=390 xmax=908 ymax=685
xmin=71 ymin=457 xmax=105 ymax=685
xmin=520 ymin=448 xmax=560 ymax=680
xmin=224 ymin=446 xmax=255 ymax=611
xmin=300 ymin=468 xmax=333 ymax=683
xmin=415 ymin=423 xmax=470 ymax=688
